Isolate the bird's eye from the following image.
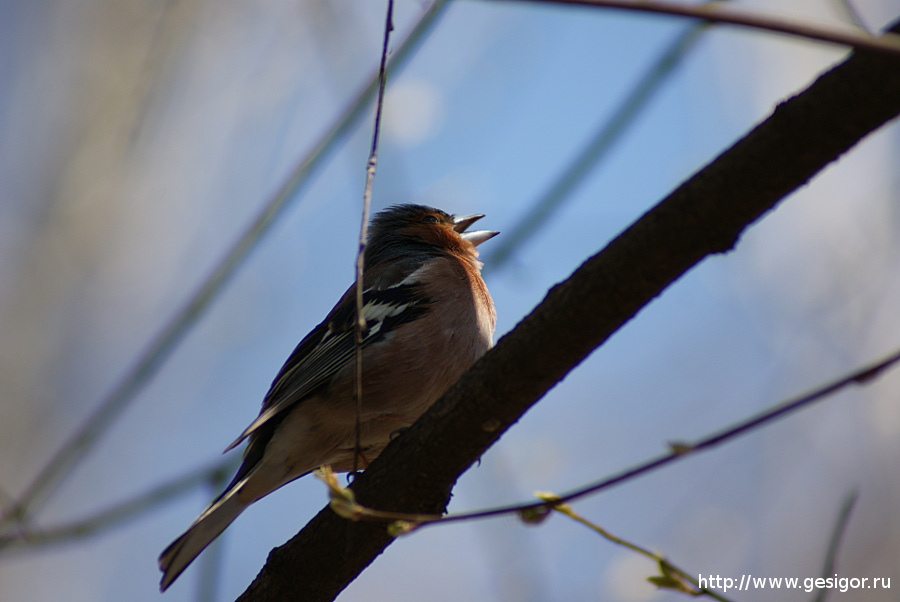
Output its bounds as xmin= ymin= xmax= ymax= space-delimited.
xmin=422 ymin=214 xmax=439 ymax=224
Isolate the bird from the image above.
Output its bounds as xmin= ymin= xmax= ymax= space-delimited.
xmin=158 ymin=204 xmax=497 ymax=591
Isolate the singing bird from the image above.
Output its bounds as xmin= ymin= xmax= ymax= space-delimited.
xmin=159 ymin=204 xmax=497 ymax=590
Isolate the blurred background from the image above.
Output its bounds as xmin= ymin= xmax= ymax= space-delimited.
xmin=2 ymin=0 xmax=900 ymax=600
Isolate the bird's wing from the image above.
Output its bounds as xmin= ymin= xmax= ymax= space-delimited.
xmin=224 ymin=262 xmax=433 ymax=453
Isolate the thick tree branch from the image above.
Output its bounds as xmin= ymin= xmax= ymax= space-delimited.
xmin=237 ymin=19 xmax=900 ymax=602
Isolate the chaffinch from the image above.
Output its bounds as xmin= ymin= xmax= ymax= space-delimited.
xmin=159 ymin=204 xmax=497 ymax=590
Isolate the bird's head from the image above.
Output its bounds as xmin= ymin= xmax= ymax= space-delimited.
xmin=366 ymin=204 xmax=498 ymax=264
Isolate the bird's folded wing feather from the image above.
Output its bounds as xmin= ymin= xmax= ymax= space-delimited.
xmin=224 ymin=267 xmax=433 ymax=453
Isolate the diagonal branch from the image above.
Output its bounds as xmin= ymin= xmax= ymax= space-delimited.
xmin=495 ymin=0 xmax=900 ymax=56
xmin=0 ymin=458 xmax=237 ymax=553
xmin=237 ymin=16 xmax=900 ymax=602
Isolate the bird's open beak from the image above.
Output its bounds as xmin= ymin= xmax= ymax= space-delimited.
xmin=453 ymin=213 xmax=499 ymax=247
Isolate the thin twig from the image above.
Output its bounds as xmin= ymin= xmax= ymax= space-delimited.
xmin=317 ymin=467 xmax=441 ymax=529
xmin=354 ymin=0 xmax=395 ymax=474
xmin=0 ymin=458 xmax=237 ymax=553
xmin=0 ymin=0 xmax=449 ymax=531
xmin=812 ymin=490 xmax=858 ymax=602
xmin=498 ymin=0 xmax=900 ymax=56
xmin=352 ymin=347 xmax=900 ymax=527
xmin=535 ymin=493 xmax=734 ymax=601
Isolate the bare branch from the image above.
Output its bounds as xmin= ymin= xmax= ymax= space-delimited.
xmin=535 ymin=494 xmax=734 ymax=601
xmin=492 ymin=0 xmax=900 ymax=56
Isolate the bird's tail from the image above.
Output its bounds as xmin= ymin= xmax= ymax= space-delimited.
xmin=158 ymin=484 xmax=248 ymax=591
